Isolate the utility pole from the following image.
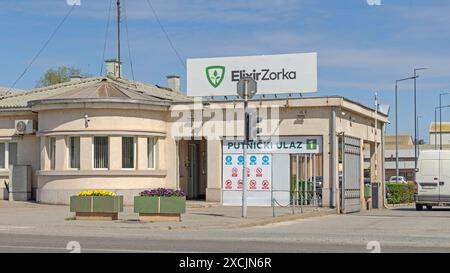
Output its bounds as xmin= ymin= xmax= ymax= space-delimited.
xmin=374 ymin=92 xmax=378 ymax=184
xmin=413 ymin=68 xmax=427 ymax=172
xmin=117 ymin=0 xmax=121 ymax=78
xmin=395 ymin=76 xmax=417 ymax=183
xmin=439 ymin=92 xmax=450 ymax=150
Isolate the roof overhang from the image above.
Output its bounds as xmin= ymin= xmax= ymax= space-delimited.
xmin=28 ymin=98 xmax=172 ymax=111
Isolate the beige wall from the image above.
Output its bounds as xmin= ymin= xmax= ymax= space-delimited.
xmin=34 ymin=106 xmax=173 ymax=204
xmin=0 ymin=113 xmax=39 ymax=199
xmin=38 ymin=108 xmax=166 ymax=134
xmin=0 ymin=97 xmax=386 ymax=208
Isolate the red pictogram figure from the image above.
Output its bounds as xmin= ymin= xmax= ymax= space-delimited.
xmin=262 ymin=180 xmax=270 ymax=190
xmin=256 ymin=167 xmax=263 ymax=177
xmin=225 ymin=180 xmax=232 ymax=189
xmin=237 ymin=179 xmax=243 ymax=189
xmin=232 ymin=167 xmax=238 ymax=177
xmin=250 ymin=180 xmax=257 ymax=190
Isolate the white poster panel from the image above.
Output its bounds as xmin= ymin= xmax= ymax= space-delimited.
xmin=187 ymin=53 xmax=317 ymax=97
xmin=223 ymin=154 xmax=272 ymax=191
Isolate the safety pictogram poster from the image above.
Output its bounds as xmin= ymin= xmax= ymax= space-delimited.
xmin=222 ymin=154 xmax=272 ymax=191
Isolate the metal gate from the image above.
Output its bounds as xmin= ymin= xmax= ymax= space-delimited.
xmin=341 ymin=135 xmax=361 ymax=213
xmin=291 ymin=154 xmax=321 ymax=207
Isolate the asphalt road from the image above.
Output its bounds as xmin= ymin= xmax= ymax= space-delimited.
xmin=1 ymin=206 xmax=450 ymax=253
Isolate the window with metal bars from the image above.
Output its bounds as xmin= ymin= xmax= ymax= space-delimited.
xmin=148 ymin=137 xmax=155 ymax=169
xmin=94 ymin=136 xmax=109 ymax=169
xmin=122 ymin=137 xmax=135 ymax=169
xmin=69 ymin=136 xmax=80 ymax=169
xmin=0 ymin=142 xmax=18 ymax=169
xmin=49 ymin=137 xmax=56 ymax=170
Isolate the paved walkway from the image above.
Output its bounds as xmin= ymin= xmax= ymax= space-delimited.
xmin=0 ymin=201 xmax=335 ymax=236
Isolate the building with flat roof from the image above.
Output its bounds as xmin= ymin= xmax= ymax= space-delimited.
xmin=0 ymin=65 xmax=388 ymax=213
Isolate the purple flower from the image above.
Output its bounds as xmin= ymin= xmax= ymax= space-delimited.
xmin=140 ymin=187 xmax=187 ymax=197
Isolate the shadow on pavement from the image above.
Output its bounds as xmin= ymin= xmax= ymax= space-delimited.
xmin=390 ymin=207 xmax=450 ymax=212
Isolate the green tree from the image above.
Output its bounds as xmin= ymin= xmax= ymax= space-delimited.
xmin=36 ymin=66 xmax=87 ymax=88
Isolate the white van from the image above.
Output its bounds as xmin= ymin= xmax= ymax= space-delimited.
xmin=415 ymin=150 xmax=450 ymax=210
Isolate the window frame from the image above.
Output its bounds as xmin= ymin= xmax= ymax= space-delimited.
xmin=121 ymin=136 xmax=136 ymax=170
xmin=8 ymin=142 xmax=18 ymax=167
xmin=147 ymin=137 xmax=156 ymax=170
xmin=0 ymin=142 xmax=6 ymax=170
xmin=49 ymin=137 xmax=56 ymax=171
xmin=92 ymin=136 xmax=109 ymax=170
xmin=67 ymin=136 xmax=81 ymax=170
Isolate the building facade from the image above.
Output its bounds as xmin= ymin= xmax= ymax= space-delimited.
xmin=0 ymin=74 xmax=388 ymax=212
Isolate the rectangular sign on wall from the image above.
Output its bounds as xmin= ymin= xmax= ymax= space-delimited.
xmin=222 ymin=154 xmax=272 ymax=191
xmin=223 ymin=137 xmax=322 ymax=155
xmin=187 ymin=53 xmax=317 ymax=97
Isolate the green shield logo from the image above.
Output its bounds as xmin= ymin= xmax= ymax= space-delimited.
xmin=206 ymin=66 xmax=225 ymax=88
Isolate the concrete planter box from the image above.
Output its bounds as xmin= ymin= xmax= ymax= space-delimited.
xmin=70 ymin=196 xmax=123 ymax=220
xmin=134 ymin=196 xmax=186 ymax=222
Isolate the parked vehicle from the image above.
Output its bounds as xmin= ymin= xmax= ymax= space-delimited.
xmin=388 ymin=176 xmax=407 ymax=183
xmin=415 ymin=150 xmax=450 ymax=211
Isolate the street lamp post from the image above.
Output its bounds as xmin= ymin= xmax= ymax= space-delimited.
xmin=416 ymin=115 xmax=422 ymax=149
xmin=395 ymin=76 xmax=418 ymax=183
xmin=439 ymin=92 xmax=450 ymax=150
xmin=413 ymin=68 xmax=427 ymax=171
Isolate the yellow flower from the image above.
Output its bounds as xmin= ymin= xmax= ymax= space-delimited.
xmin=78 ymin=190 xmax=116 ymax=196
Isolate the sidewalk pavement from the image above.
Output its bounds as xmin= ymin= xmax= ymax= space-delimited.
xmin=0 ymin=200 xmax=336 ymax=236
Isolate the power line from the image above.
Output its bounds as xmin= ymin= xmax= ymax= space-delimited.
xmin=100 ymin=0 xmax=114 ymax=76
xmin=123 ymin=0 xmax=136 ymax=85
xmin=6 ymin=4 xmax=77 ymax=94
xmin=144 ymin=0 xmax=186 ymax=70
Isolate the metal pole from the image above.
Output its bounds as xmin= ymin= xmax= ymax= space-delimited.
xmin=117 ymin=0 xmax=121 ymax=78
xmin=414 ymin=71 xmax=418 ymax=170
xmin=242 ymin=86 xmax=248 ymax=218
xmin=309 ymin=153 xmax=313 ymax=206
xmin=313 ymin=154 xmax=317 ymax=207
xmin=395 ymin=82 xmax=399 ymax=183
xmin=330 ymin=107 xmax=337 ymax=208
xmin=296 ymin=155 xmax=300 ymax=207
xmin=435 ymin=108 xmax=438 ymax=150
xmin=440 ymin=94 xmax=442 ymax=150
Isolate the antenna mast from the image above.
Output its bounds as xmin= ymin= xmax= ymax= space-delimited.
xmin=117 ymin=0 xmax=121 ymax=78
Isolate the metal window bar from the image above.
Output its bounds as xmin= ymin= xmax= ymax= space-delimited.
xmin=0 ymin=143 xmax=5 ymax=169
xmin=69 ymin=137 xmax=80 ymax=169
xmin=49 ymin=137 xmax=56 ymax=170
xmin=9 ymin=143 xmax=18 ymax=167
xmin=273 ymin=153 xmax=322 ymax=217
xmin=94 ymin=137 xmax=109 ymax=169
xmin=148 ymin=137 xmax=155 ymax=169
xmin=122 ymin=137 xmax=134 ymax=168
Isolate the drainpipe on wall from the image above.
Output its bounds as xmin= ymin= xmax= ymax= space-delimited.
xmin=330 ymin=107 xmax=337 ymax=208
xmin=382 ymin=123 xmax=388 ymax=209
xmin=176 ymin=140 xmax=180 ymax=189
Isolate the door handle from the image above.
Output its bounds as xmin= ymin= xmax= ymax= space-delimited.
xmin=440 ymin=181 xmax=445 ymax=186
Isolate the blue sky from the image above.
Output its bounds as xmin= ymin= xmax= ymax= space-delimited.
xmin=1 ymin=0 xmax=450 ymax=141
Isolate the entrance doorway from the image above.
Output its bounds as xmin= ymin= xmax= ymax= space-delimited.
xmin=180 ymin=139 xmax=207 ymax=200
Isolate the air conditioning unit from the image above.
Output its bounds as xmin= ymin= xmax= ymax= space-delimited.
xmin=15 ymin=120 xmax=35 ymax=135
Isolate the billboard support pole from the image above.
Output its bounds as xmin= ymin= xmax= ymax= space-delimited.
xmin=237 ymin=77 xmax=257 ymax=218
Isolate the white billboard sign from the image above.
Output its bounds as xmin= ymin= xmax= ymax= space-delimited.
xmin=187 ymin=53 xmax=317 ymax=97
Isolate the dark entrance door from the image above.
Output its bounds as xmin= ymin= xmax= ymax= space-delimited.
xmin=188 ymin=141 xmax=201 ymax=199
